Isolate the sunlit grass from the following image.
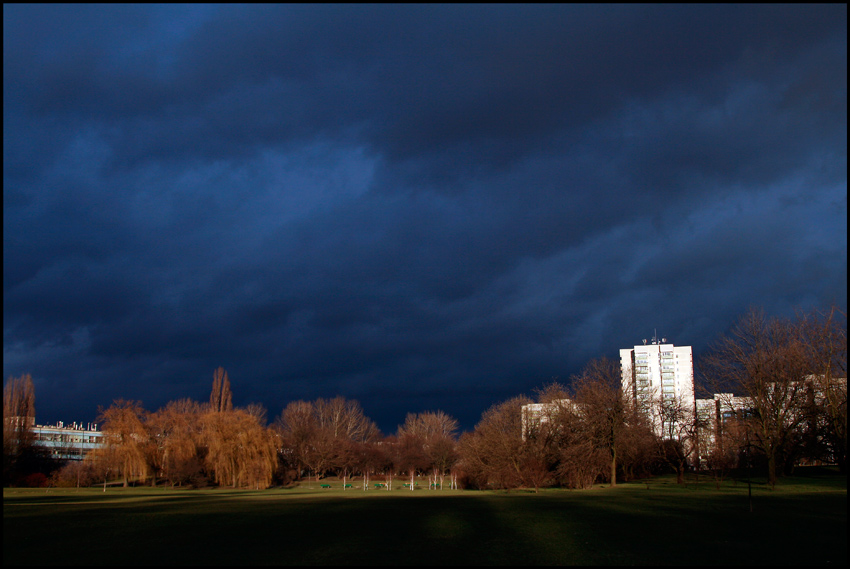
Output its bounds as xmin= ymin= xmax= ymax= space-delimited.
xmin=4 ymin=470 xmax=846 ymax=565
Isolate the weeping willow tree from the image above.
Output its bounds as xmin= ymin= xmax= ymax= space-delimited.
xmin=203 ymin=409 xmax=276 ymax=488
xmin=98 ymin=399 xmax=149 ymax=487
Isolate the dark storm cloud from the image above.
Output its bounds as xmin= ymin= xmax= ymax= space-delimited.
xmin=10 ymin=6 xmax=843 ymax=169
xmin=4 ymin=4 xmax=846 ymax=431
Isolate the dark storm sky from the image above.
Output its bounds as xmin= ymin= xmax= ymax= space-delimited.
xmin=4 ymin=4 xmax=847 ymax=433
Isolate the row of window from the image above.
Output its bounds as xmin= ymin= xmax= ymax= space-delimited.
xmin=36 ymin=433 xmax=102 ymax=444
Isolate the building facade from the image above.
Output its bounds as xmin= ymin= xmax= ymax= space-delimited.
xmin=620 ymin=336 xmax=695 ymax=438
xmin=521 ymin=399 xmax=573 ymax=441
xmin=32 ymin=421 xmax=104 ymax=461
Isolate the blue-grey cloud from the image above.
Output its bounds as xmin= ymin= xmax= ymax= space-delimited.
xmin=4 ymin=4 xmax=846 ymax=432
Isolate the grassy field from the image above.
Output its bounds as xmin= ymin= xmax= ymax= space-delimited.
xmin=4 ymin=470 xmax=846 ymax=566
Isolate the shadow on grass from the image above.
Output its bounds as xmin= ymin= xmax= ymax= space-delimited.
xmin=4 ymin=473 xmax=846 ymax=566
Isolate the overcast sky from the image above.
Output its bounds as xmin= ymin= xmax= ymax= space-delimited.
xmin=4 ymin=4 xmax=846 ymax=433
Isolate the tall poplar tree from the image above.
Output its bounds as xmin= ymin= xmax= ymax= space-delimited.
xmin=209 ymin=367 xmax=233 ymax=413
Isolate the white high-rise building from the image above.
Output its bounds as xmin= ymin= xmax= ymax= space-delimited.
xmin=620 ymin=335 xmax=695 ymax=438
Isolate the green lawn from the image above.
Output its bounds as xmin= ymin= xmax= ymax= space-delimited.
xmin=4 ymin=471 xmax=846 ymax=566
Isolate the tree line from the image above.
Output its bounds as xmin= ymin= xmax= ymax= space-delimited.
xmin=4 ymin=306 xmax=846 ymax=490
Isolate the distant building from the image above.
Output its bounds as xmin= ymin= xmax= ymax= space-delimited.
xmin=693 ymin=375 xmax=846 ymax=467
xmin=620 ymin=335 xmax=695 ymax=438
xmin=521 ymin=399 xmax=573 ymax=441
xmin=31 ymin=421 xmax=104 ymax=461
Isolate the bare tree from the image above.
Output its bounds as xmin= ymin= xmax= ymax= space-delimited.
xmin=276 ymin=400 xmax=319 ymax=480
xmin=799 ymin=306 xmax=847 ymax=472
xmin=457 ymin=396 xmax=531 ymax=489
xmin=3 ymin=374 xmax=37 ymax=483
xmin=702 ymin=308 xmax=820 ymax=486
xmin=399 ymin=410 xmax=459 ymax=440
xmin=333 ymin=437 xmax=358 ymax=490
xmin=701 ymin=404 xmax=746 ymax=489
xmin=557 ymin=438 xmax=609 ymax=489
xmin=3 ymin=373 xmax=36 ymax=428
xmin=655 ymin=392 xmax=700 ymax=484
xmin=85 ymin=442 xmax=122 ymax=491
xmin=375 ymin=435 xmax=398 ymax=490
xmin=276 ymin=397 xmax=380 ymax=484
xmin=428 ymin=436 xmax=458 ymax=490
xmin=398 ymin=411 xmax=459 ymax=489
xmin=351 ymin=440 xmax=383 ymax=490
xmin=519 ymin=430 xmax=556 ymax=492
xmin=51 ymin=457 xmax=98 ymax=488
xmin=315 ymin=396 xmax=379 ymax=443
xmin=395 ymin=430 xmax=428 ymax=490
xmin=243 ymin=402 xmax=268 ymax=425
xmin=570 ymin=357 xmax=634 ymax=486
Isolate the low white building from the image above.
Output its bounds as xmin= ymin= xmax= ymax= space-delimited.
xmin=32 ymin=421 xmax=104 ymax=460
xmin=521 ymin=399 xmax=573 ymax=441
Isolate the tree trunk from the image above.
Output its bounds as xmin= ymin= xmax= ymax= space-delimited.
xmin=767 ymin=453 xmax=777 ymax=487
xmin=610 ymin=447 xmax=617 ymax=486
